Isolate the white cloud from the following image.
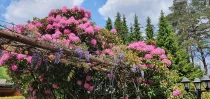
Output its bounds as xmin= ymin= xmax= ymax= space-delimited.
xmin=99 ymin=0 xmax=173 ymax=28
xmin=3 ymin=0 xmax=84 ymax=24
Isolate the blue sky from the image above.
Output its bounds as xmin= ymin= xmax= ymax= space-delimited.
xmin=82 ymin=0 xmax=107 ymax=27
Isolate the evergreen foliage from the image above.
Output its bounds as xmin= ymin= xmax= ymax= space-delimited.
xmin=105 ymin=17 xmax=113 ymax=31
xmin=156 ymin=11 xmax=203 ymax=80
xmin=145 ymin=17 xmax=154 ymax=40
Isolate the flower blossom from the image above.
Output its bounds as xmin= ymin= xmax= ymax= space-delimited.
xmin=52 ymin=84 xmax=59 ymax=89
xmin=111 ymin=29 xmax=117 ymax=34
xmin=161 ymin=59 xmax=172 ymax=66
xmin=144 ymin=54 xmax=153 ymax=59
xmin=173 ymin=90 xmax=181 ymax=97
xmin=91 ymin=39 xmax=97 ymax=45
xmin=17 ymin=54 xmax=26 ymax=60
xmin=12 ymin=64 xmax=18 ymax=71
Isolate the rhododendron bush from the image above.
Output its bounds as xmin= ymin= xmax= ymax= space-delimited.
xmin=0 ymin=6 xmax=174 ymax=99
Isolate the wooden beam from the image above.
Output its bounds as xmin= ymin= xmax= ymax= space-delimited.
xmin=0 ymin=30 xmax=117 ymax=66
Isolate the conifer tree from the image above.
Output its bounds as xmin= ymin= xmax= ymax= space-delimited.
xmin=105 ymin=17 xmax=113 ymax=31
xmin=145 ymin=17 xmax=154 ymax=40
xmin=156 ymin=11 xmax=202 ymax=79
xmin=122 ymin=15 xmax=129 ymax=43
xmin=130 ymin=14 xmax=143 ymax=41
xmin=114 ymin=12 xmax=123 ymax=39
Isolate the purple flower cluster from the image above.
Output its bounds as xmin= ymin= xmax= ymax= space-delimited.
xmin=84 ymin=51 xmax=90 ymax=61
xmin=75 ymin=49 xmax=83 ymax=59
xmin=54 ymin=48 xmax=63 ymax=64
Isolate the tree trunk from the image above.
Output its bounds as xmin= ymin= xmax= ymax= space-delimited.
xmin=189 ymin=46 xmax=195 ymax=66
xmin=197 ymin=47 xmax=208 ymax=74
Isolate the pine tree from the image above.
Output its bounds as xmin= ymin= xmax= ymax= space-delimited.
xmin=122 ymin=15 xmax=128 ymax=34
xmin=156 ymin=11 xmax=202 ymax=79
xmin=145 ymin=17 xmax=154 ymax=40
xmin=122 ymin=15 xmax=129 ymax=43
xmin=130 ymin=14 xmax=143 ymax=41
xmin=168 ymin=0 xmax=210 ymax=74
xmin=114 ymin=12 xmax=123 ymax=39
xmin=105 ymin=17 xmax=113 ymax=31
xmin=130 ymin=25 xmax=133 ymax=33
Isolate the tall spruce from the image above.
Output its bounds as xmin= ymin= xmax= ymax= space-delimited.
xmin=122 ymin=15 xmax=129 ymax=43
xmin=114 ymin=12 xmax=123 ymax=40
xmin=126 ymin=24 xmax=134 ymax=44
xmin=156 ymin=11 xmax=202 ymax=79
xmin=145 ymin=17 xmax=154 ymax=40
xmin=130 ymin=14 xmax=143 ymax=41
xmin=105 ymin=17 xmax=113 ymax=31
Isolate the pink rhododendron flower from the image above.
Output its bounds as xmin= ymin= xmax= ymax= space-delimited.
xmin=23 ymin=70 xmax=30 ymax=73
xmin=0 ymin=59 xmax=4 ymax=66
xmin=84 ymin=68 xmax=89 ymax=73
xmin=17 ymin=54 xmax=26 ymax=60
xmin=79 ymin=7 xmax=85 ymax=13
xmin=77 ymin=80 xmax=82 ymax=85
xmin=151 ymin=41 xmax=156 ymax=45
xmin=48 ymin=9 xmax=57 ymax=16
xmin=12 ymin=64 xmax=18 ymax=71
xmin=82 ymin=17 xmax=88 ymax=22
xmin=95 ymin=50 xmax=100 ymax=55
xmin=148 ymin=80 xmax=153 ymax=85
xmin=107 ymin=74 xmax=115 ymax=79
xmin=88 ymin=86 xmax=94 ymax=91
xmin=145 ymin=45 xmax=155 ymax=52
xmin=72 ymin=6 xmax=79 ymax=11
xmin=144 ymin=54 xmax=153 ymax=59
xmin=173 ymin=90 xmax=181 ymax=97
xmin=85 ymin=26 xmax=94 ymax=35
xmin=33 ymin=90 xmax=37 ymax=96
xmin=52 ymin=84 xmax=59 ymax=89
xmin=27 ymin=23 xmax=36 ymax=31
xmin=86 ymin=76 xmax=91 ymax=81
xmin=159 ymin=54 xmax=166 ymax=59
xmin=27 ymin=56 xmax=32 ymax=63
xmin=84 ymin=83 xmax=90 ymax=89
xmin=151 ymin=47 xmax=165 ymax=55
xmin=11 ymin=52 xmax=18 ymax=56
xmin=64 ymin=29 xmax=70 ymax=34
xmin=94 ymin=26 xmax=101 ymax=31
xmin=101 ymin=41 xmax=106 ymax=48
xmin=35 ymin=22 xmax=42 ymax=27
xmin=136 ymin=78 xmax=143 ymax=84
xmin=42 ymin=34 xmax=52 ymax=41
xmin=91 ymin=39 xmax=97 ymax=45
xmin=100 ymin=53 xmax=105 ymax=57
xmin=52 ymin=22 xmax=61 ymax=29
xmin=52 ymin=33 xmax=60 ymax=39
xmin=62 ymin=6 xmax=68 ymax=13
xmin=46 ymin=24 xmax=53 ymax=30
xmin=47 ymin=16 xmax=55 ymax=22
xmin=104 ymin=49 xmax=115 ymax=56
xmin=139 ymin=64 xmax=147 ymax=69
xmin=111 ymin=29 xmax=117 ymax=34
xmin=29 ymin=85 xmax=33 ymax=92
xmin=148 ymin=64 xmax=154 ymax=69
xmin=1 ymin=53 xmax=11 ymax=61
xmin=161 ymin=59 xmax=172 ymax=66
xmin=122 ymin=96 xmax=128 ymax=99
xmin=44 ymin=90 xmax=51 ymax=94
xmin=78 ymin=24 xmax=87 ymax=30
